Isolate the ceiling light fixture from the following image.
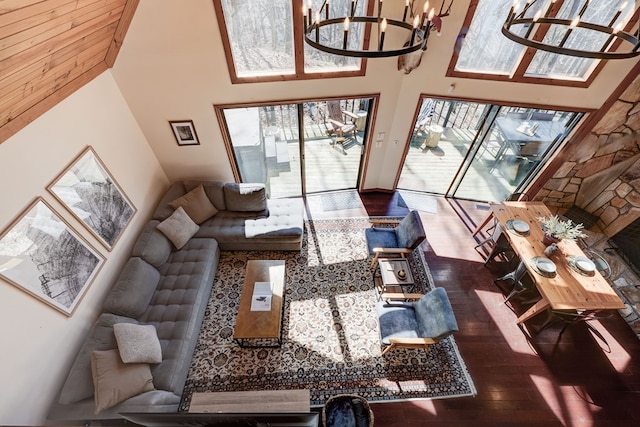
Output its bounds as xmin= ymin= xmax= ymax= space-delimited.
xmin=303 ymin=0 xmax=454 ymax=58
xmin=502 ymin=0 xmax=640 ymax=60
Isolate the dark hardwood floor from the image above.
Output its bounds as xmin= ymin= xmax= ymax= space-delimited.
xmin=308 ymin=191 xmax=640 ymax=427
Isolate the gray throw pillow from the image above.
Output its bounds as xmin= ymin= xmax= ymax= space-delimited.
xmin=91 ymin=349 xmax=154 ymax=413
xmin=131 ymin=221 xmax=172 ymax=268
xmin=114 ymin=323 xmax=162 ymax=364
xmin=103 ymin=258 xmax=160 ymax=318
xmin=223 ymin=183 xmax=267 ymax=212
xmin=168 ymin=184 xmax=219 ymax=224
xmin=156 ymin=206 xmax=199 ymax=249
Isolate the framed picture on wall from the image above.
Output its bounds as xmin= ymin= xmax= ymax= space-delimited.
xmin=0 ymin=198 xmax=105 ymax=316
xmin=169 ymin=120 xmax=200 ymax=146
xmin=47 ymin=146 xmax=136 ymax=251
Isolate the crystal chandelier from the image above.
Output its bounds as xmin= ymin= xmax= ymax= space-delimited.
xmin=502 ymin=0 xmax=640 ymax=60
xmin=303 ymin=0 xmax=454 ymax=58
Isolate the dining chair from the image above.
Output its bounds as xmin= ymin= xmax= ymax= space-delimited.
xmin=376 ymin=287 xmax=458 ymax=357
xmin=495 ymin=260 xmax=540 ymax=310
xmin=365 ymin=210 xmax=426 ymax=269
xmin=584 ymin=249 xmax=613 ymax=279
xmin=475 ymin=219 xmax=513 ymax=266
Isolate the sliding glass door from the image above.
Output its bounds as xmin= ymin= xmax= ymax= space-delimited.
xmin=220 ymin=97 xmax=372 ymax=198
xmin=398 ymin=97 xmax=583 ymax=202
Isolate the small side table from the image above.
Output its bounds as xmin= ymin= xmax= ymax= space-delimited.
xmin=375 ymin=258 xmax=415 ymax=296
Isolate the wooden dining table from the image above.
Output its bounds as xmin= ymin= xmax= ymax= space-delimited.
xmin=488 ymin=201 xmax=624 ymax=324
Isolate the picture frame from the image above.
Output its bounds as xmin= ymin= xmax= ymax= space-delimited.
xmin=0 ymin=198 xmax=105 ymax=316
xmin=169 ymin=120 xmax=200 ymax=146
xmin=47 ymin=146 xmax=136 ymax=251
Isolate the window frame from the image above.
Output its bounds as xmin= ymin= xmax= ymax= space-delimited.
xmin=446 ymin=0 xmax=640 ymax=88
xmin=213 ymin=0 xmax=370 ymax=84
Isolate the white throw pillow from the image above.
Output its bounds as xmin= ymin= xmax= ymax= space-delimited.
xmin=156 ymin=206 xmax=199 ymax=249
xmin=114 ymin=323 xmax=162 ymax=364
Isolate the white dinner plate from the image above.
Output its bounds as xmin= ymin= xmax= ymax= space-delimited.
xmin=575 ymin=256 xmax=596 ymax=273
xmin=536 ymin=257 xmax=556 ymax=274
xmin=512 ymin=220 xmax=530 ymax=234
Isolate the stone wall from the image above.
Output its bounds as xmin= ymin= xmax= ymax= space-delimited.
xmin=537 ymin=74 xmax=640 ymax=237
xmin=536 ymin=73 xmax=640 ymax=339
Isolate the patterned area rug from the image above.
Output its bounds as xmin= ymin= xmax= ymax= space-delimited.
xmin=180 ymin=218 xmax=475 ymax=409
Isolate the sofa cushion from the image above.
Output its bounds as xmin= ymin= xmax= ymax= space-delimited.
xmin=103 ymin=258 xmax=160 ymax=318
xmin=131 ymin=221 xmax=172 ymax=268
xmin=168 ymin=184 xmax=218 ymax=224
xmin=244 ymin=198 xmax=304 ymax=238
xmin=153 ymin=182 xmax=188 ymax=221
xmin=376 ymin=301 xmax=420 ymax=345
xmin=91 ymin=349 xmax=155 ymax=413
xmin=223 ymin=183 xmax=267 ymax=212
xmin=58 ymin=314 xmax=138 ymax=405
xmin=140 ymin=238 xmax=219 ymax=395
xmin=156 ymin=207 xmax=200 ymax=249
xmin=185 ymin=180 xmax=226 ymax=210
xmin=114 ymin=323 xmax=162 ymax=364
xmin=414 ymin=287 xmax=458 ymax=339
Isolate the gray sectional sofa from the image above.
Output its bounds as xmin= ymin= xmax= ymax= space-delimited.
xmin=48 ymin=181 xmax=304 ymax=422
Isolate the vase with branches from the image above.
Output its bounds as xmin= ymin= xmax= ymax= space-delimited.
xmin=537 ymin=215 xmax=587 ymax=244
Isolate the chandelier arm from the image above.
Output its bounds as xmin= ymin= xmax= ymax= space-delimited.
xmin=305 ymin=17 xmax=426 ymax=58
xmin=501 ymin=20 xmax=640 ymax=60
xmin=303 ymin=1 xmax=450 ymax=59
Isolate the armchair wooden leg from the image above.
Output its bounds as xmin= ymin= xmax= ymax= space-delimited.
xmin=423 ymin=344 xmax=430 ymax=357
xmin=381 ymin=343 xmax=396 ymax=356
xmin=370 ymin=253 xmax=380 ymax=269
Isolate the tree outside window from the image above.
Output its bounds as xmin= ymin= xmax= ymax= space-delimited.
xmin=449 ymin=0 xmax=637 ymax=86
xmin=215 ymin=0 xmax=368 ymax=83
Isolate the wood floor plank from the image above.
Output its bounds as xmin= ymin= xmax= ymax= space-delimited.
xmin=305 ymin=190 xmax=640 ymax=426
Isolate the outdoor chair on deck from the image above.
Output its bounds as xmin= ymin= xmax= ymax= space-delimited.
xmin=326 ymin=101 xmax=358 ymax=141
xmin=365 ymin=210 xmax=426 ymax=269
xmin=376 ymin=287 xmax=459 ymax=356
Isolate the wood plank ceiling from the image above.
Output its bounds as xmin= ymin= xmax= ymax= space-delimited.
xmin=0 ymin=0 xmax=139 ymax=144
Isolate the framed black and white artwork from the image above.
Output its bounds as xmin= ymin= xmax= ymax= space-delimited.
xmin=0 ymin=198 xmax=105 ymax=316
xmin=169 ymin=120 xmax=200 ymax=146
xmin=47 ymin=146 xmax=136 ymax=251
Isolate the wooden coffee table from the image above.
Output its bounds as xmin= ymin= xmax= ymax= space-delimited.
xmin=233 ymin=260 xmax=286 ymax=347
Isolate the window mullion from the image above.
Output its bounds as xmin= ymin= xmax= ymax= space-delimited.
xmin=292 ymin=0 xmax=306 ymax=77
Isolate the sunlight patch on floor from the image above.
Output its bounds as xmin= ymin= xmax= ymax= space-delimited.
xmin=530 ymin=374 xmax=595 ymax=427
xmin=474 ymin=288 xmax=537 ymax=354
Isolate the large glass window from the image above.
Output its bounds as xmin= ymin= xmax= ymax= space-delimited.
xmin=398 ymin=96 xmax=584 ymax=203
xmin=218 ymin=97 xmax=373 ymax=198
xmin=219 ymin=0 xmax=296 ymax=77
xmin=450 ymin=0 xmax=637 ymax=85
xmin=214 ymin=0 xmax=367 ymax=83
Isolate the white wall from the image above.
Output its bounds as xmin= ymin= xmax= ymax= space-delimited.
xmin=0 ymin=72 xmax=169 ymax=425
xmin=111 ymin=0 xmax=637 ymax=191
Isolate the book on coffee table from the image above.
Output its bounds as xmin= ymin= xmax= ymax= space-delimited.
xmin=250 ymin=281 xmax=273 ymax=311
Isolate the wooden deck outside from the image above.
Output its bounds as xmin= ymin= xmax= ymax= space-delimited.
xmin=267 ymin=125 xmax=520 ymax=202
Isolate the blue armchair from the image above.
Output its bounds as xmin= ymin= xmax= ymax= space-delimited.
xmin=365 ymin=210 xmax=426 ymax=268
xmin=376 ymin=287 xmax=458 ymax=356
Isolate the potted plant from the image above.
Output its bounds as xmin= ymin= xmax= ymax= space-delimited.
xmin=537 ymin=215 xmax=587 ymax=245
